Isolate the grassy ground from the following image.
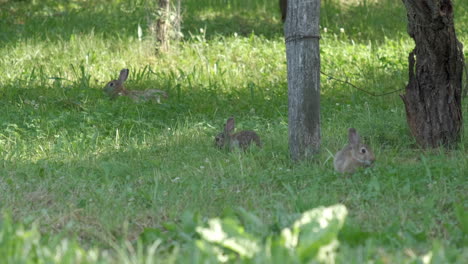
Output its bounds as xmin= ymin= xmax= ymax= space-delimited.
xmin=0 ymin=0 xmax=467 ymax=262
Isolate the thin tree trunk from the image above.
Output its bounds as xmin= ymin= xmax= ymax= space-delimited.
xmin=174 ymin=0 xmax=182 ymax=40
xmin=284 ymin=0 xmax=321 ymax=161
xmin=156 ymin=0 xmax=170 ymax=52
xmin=279 ymin=0 xmax=287 ymax=22
xmin=401 ymin=0 xmax=464 ymax=147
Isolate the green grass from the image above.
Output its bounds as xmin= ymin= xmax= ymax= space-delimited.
xmin=0 ymin=0 xmax=467 ymax=262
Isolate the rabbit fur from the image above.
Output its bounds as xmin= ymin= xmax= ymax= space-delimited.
xmin=334 ymin=128 xmax=375 ymax=173
xmin=215 ymin=117 xmax=261 ymax=151
xmin=103 ymin=69 xmax=167 ymax=103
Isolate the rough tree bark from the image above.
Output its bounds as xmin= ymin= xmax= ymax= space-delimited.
xmin=284 ymin=0 xmax=321 ymax=161
xmin=401 ymin=0 xmax=464 ymax=147
xmin=156 ymin=0 xmax=170 ymax=52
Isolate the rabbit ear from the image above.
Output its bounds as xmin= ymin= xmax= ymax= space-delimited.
xmin=119 ymin=69 xmax=129 ymax=82
xmin=348 ymin=128 xmax=360 ymax=145
xmin=225 ymin=117 xmax=235 ymax=134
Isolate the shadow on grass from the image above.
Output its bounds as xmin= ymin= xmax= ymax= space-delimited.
xmin=183 ymin=13 xmax=283 ymax=39
xmin=0 ymin=0 xmax=150 ymax=45
xmin=0 ymin=0 xmax=284 ymax=44
xmin=5 ymin=0 xmax=467 ymax=45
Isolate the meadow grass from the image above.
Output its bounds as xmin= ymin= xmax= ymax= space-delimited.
xmin=0 ymin=0 xmax=467 ymax=262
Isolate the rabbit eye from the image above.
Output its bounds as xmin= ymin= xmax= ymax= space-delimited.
xmin=360 ymin=148 xmax=366 ymax=154
xmin=109 ymin=82 xmax=114 ymax=86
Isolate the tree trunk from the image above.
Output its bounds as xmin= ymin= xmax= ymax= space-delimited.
xmin=156 ymin=0 xmax=170 ymax=52
xmin=174 ymin=0 xmax=182 ymax=40
xmin=284 ymin=0 xmax=321 ymax=161
xmin=279 ymin=0 xmax=287 ymax=22
xmin=401 ymin=0 xmax=464 ymax=147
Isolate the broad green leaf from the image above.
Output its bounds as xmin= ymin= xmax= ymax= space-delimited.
xmin=281 ymin=204 xmax=348 ymax=262
xmin=454 ymin=204 xmax=468 ymax=235
xmin=195 ymin=240 xmax=230 ymax=263
xmin=236 ymin=207 xmax=268 ymax=237
xmin=196 ymin=218 xmax=261 ymax=258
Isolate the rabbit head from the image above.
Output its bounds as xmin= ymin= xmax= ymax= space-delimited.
xmin=103 ymin=69 xmax=129 ymax=99
xmin=333 ymin=128 xmax=375 ymax=173
xmin=215 ymin=117 xmax=235 ymax=149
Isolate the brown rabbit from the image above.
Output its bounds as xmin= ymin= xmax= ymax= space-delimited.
xmin=103 ymin=69 xmax=168 ymax=103
xmin=333 ymin=128 xmax=375 ymax=173
xmin=215 ymin=117 xmax=261 ymax=151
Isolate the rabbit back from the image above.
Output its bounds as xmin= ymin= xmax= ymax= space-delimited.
xmin=334 ymin=145 xmax=357 ymax=173
xmin=128 ymin=89 xmax=168 ymax=102
xmin=231 ymin=130 xmax=262 ymax=150
xmin=214 ymin=117 xmax=261 ymax=151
